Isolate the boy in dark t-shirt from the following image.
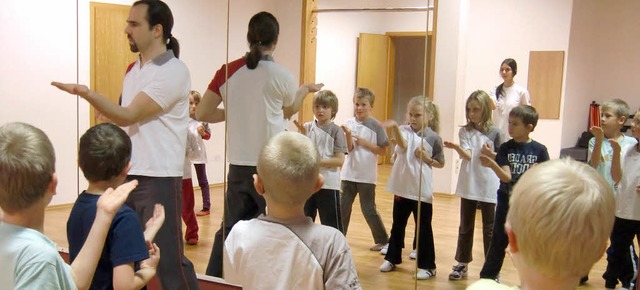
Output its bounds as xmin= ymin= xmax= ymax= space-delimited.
xmin=477 ymin=105 xmax=550 ymax=281
xmin=67 ymin=123 xmax=164 ymax=290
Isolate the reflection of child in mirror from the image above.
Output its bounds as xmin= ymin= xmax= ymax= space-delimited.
xmin=187 ymin=90 xmax=212 ymax=217
xmin=293 ymin=90 xmax=347 ymax=232
xmin=380 ymin=96 xmax=444 ymax=280
xmin=442 ymin=90 xmax=501 ymax=280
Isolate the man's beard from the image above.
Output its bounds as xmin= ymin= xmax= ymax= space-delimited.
xmin=129 ymin=43 xmax=139 ymax=53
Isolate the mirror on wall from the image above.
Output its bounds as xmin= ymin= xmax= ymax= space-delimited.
xmin=300 ymin=0 xmax=435 ymax=288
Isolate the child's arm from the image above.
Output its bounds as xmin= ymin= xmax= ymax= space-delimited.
xmin=283 ymin=83 xmax=324 ymax=119
xmin=382 ymin=120 xmax=407 ymax=150
xmin=479 ymin=155 xmax=511 ymax=183
xmin=321 ymin=152 xmax=345 ymax=168
xmin=443 ymin=141 xmax=471 ymax=160
xmin=589 ymin=126 xmax=604 ymax=168
xmin=480 ymin=143 xmax=497 ymax=159
xmin=354 ymin=136 xmax=387 ymax=155
xmin=610 ymin=139 xmax=623 ymax=185
xmin=143 ymin=204 xmax=165 ymax=242
xmin=71 ymin=180 xmax=138 ymax=290
xmin=341 ymin=125 xmax=354 ymax=152
xmin=113 ymin=242 xmax=160 ymax=290
xmin=414 ymin=147 xmax=444 ymax=169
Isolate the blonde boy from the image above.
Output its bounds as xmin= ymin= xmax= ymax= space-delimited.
xmin=223 ymin=132 xmax=361 ymax=290
xmin=293 ymin=90 xmax=347 ymax=232
xmin=0 ymin=122 xmax=138 ymax=290
xmin=340 ymin=87 xmax=389 ymax=251
xmin=469 ymin=158 xmax=616 ymax=290
xmin=589 ymin=99 xmax=637 ymax=190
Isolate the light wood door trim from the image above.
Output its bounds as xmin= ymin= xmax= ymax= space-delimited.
xmin=299 ymin=0 xmax=319 ymax=124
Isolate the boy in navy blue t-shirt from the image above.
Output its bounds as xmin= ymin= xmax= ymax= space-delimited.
xmin=67 ymin=123 xmax=164 ymax=289
xmin=477 ymin=105 xmax=550 ymax=281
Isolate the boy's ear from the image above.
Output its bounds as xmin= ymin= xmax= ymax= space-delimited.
xmin=120 ymin=162 xmax=132 ymax=177
xmin=506 ymin=223 xmax=519 ymax=254
xmin=618 ymin=115 xmax=627 ymax=125
xmin=45 ymin=173 xmax=58 ymax=203
xmin=253 ymin=174 xmax=265 ymax=196
xmin=314 ymin=174 xmax=324 ymax=193
xmin=526 ymin=123 xmax=534 ymax=132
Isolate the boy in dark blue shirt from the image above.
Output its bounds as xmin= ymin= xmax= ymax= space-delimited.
xmin=477 ymin=105 xmax=550 ymax=281
xmin=67 ymin=123 xmax=164 ymax=289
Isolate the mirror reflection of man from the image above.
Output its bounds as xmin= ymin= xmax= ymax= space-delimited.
xmin=52 ymin=1 xmax=198 ymax=289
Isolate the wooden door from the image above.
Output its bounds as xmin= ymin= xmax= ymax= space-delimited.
xmin=90 ymin=2 xmax=137 ymax=125
xmin=356 ymin=33 xmax=391 ymax=163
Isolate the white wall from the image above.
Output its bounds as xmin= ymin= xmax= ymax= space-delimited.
xmin=562 ymin=0 xmax=640 ymax=148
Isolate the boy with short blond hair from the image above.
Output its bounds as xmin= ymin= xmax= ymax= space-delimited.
xmin=478 ymin=105 xmax=550 ymax=281
xmin=293 ymin=90 xmax=347 ymax=232
xmin=0 ymin=122 xmax=138 ymax=290
xmin=223 ymin=132 xmax=361 ymax=290
xmin=469 ymin=158 xmax=616 ymax=289
xmin=603 ymin=110 xmax=640 ymax=290
xmin=589 ymin=99 xmax=637 ymax=190
xmin=67 ymin=123 xmax=163 ymax=290
xmin=340 ymin=87 xmax=389 ymax=251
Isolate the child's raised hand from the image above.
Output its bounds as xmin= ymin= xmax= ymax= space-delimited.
xmin=96 ymin=180 xmax=138 ymax=219
xmin=293 ymin=120 xmax=306 ymax=135
xmin=414 ymin=146 xmax=427 ymax=160
xmin=481 ymin=143 xmax=493 ymax=156
xmin=341 ymin=125 xmax=352 ymax=136
xmin=140 ymin=241 xmax=160 ymax=270
xmin=609 ymin=139 xmax=621 ymax=153
xmin=144 ymin=204 xmax=165 ymax=242
xmin=443 ymin=141 xmax=456 ymax=149
xmin=382 ymin=119 xmax=398 ymax=128
xmin=479 ymin=154 xmax=493 ymax=168
xmin=590 ymin=126 xmax=604 ymax=141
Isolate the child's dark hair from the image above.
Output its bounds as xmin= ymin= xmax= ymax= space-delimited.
xmin=133 ymin=0 xmax=179 ymax=58
xmin=509 ymin=105 xmax=539 ymax=130
xmin=78 ymin=123 xmax=132 ymax=182
xmin=313 ymin=90 xmax=339 ymax=119
xmin=495 ymin=58 xmax=518 ymax=100
xmin=246 ymin=12 xmax=279 ymax=70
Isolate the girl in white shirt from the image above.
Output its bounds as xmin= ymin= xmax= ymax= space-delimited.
xmin=443 ymin=90 xmax=501 ymax=280
xmin=490 ymin=58 xmax=531 ymax=144
xmin=379 ymin=96 xmax=444 ymax=280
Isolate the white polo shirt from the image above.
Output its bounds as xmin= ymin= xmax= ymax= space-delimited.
xmin=208 ymin=56 xmax=296 ymax=166
xmin=121 ymin=50 xmax=191 ymax=177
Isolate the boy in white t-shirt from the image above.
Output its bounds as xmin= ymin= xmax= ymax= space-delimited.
xmin=294 ymin=90 xmax=347 ymax=232
xmin=340 ymin=87 xmax=390 ymax=251
xmin=604 ymin=110 xmax=640 ymax=290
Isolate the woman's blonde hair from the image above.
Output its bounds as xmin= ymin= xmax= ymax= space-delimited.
xmin=408 ymin=96 xmax=439 ymax=133
xmin=464 ymin=90 xmax=494 ymax=133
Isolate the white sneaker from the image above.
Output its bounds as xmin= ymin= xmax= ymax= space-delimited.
xmin=416 ymin=268 xmax=436 ymax=280
xmin=409 ymin=249 xmax=417 ymax=259
xmin=380 ymin=244 xmax=388 ymax=255
xmin=379 ymin=260 xmax=395 ymax=272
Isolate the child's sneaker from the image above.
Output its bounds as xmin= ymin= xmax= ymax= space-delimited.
xmin=448 ymin=264 xmax=468 ymax=280
xmin=379 ymin=260 xmax=395 ymax=272
xmin=379 ymin=244 xmax=388 ymax=255
xmin=409 ymin=249 xmax=417 ymax=259
xmin=370 ymin=243 xmax=387 ymax=251
xmin=416 ymin=268 xmax=436 ymax=280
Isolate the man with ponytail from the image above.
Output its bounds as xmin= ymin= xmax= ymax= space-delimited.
xmin=197 ymin=11 xmax=323 ymax=278
xmin=52 ymin=1 xmax=198 ymax=289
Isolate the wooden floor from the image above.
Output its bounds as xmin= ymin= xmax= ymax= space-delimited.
xmin=44 ymin=164 xmax=610 ymax=289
